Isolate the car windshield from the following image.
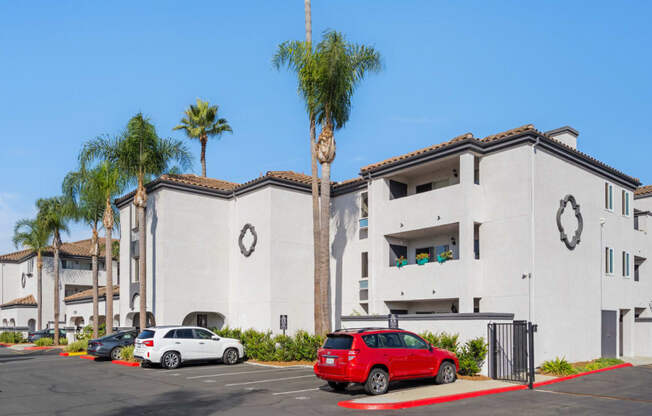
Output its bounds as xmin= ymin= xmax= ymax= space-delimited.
xmin=137 ymin=330 xmax=155 ymax=339
xmin=323 ymin=335 xmax=353 ymax=349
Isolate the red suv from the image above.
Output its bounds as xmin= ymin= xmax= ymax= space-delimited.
xmin=314 ymin=328 xmax=459 ymax=395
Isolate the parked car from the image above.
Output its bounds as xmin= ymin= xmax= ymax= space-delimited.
xmin=134 ymin=326 xmax=245 ymax=369
xmin=87 ymin=330 xmax=138 ymax=360
xmin=27 ymin=328 xmax=66 ymax=343
xmin=314 ymin=328 xmax=459 ymax=395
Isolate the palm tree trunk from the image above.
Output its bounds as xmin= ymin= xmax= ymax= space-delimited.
xmin=138 ymin=204 xmax=146 ymax=331
xmin=310 ymin=117 xmax=322 ymax=335
xmin=37 ymin=253 xmax=42 ymax=331
xmin=92 ymin=253 xmax=98 ymax=339
xmin=305 ymin=0 xmax=312 ymax=44
xmin=319 ymin=161 xmax=332 ymax=335
xmin=105 ymin=225 xmax=113 ymax=335
xmin=53 ymin=234 xmax=61 ymax=345
xmin=200 ymin=136 xmax=207 ymax=177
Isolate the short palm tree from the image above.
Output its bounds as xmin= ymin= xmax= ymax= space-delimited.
xmin=81 ymin=115 xmax=192 ymax=331
xmin=12 ymin=218 xmax=50 ymax=331
xmin=36 ymin=196 xmax=74 ymax=345
xmin=173 ymin=99 xmax=232 ymax=177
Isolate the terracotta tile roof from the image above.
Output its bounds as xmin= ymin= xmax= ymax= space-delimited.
xmin=0 ymin=239 xmax=118 ymax=263
xmin=1 ymin=294 xmax=37 ymax=308
xmin=333 ymin=177 xmax=366 ymax=190
xmin=161 ymin=173 xmax=239 ymax=191
xmin=635 ymin=185 xmax=652 ymax=198
xmin=64 ymin=285 xmax=119 ymax=303
xmin=235 ymin=170 xmax=315 ymax=190
xmin=480 ymin=124 xmax=535 ymax=143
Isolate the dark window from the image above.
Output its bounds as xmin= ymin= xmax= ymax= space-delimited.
xmin=399 ymin=333 xmax=428 ymax=349
xmin=193 ymin=329 xmax=213 ymax=339
xmin=415 ymin=183 xmax=432 ymax=194
xmin=137 ymin=330 xmax=156 ymax=340
xmin=323 ymin=335 xmax=353 ymax=350
xmin=416 ymin=247 xmax=434 ymax=262
xmin=474 ymin=224 xmax=480 ymax=259
xmin=473 ymin=298 xmax=481 ymax=313
xmin=389 ymin=309 xmax=408 ymax=315
xmin=362 ymin=334 xmax=379 ymax=348
xmin=164 ymin=330 xmax=176 ymax=338
xmin=197 ymin=314 xmax=208 ymax=328
xmin=634 ymin=215 xmax=639 ymax=230
xmin=389 ymin=180 xmax=408 ymax=200
xmin=175 ymin=329 xmax=194 ymax=339
xmin=360 ymin=192 xmax=369 ymax=218
xmin=378 ymin=332 xmax=402 ymax=348
xmin=635 ymin=263 xmax=640 ymax=282
xmin=361 ymin=252 xmax=368 ymax=278
xmin=390 ymin=244 xmax=408 ymax=267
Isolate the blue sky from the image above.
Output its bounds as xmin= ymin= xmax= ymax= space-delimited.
xmin=1 ymin=1 xmax=651 ymax=253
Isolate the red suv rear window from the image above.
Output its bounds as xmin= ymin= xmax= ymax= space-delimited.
xmin=323 ymin=334 xmax=353 ymax=349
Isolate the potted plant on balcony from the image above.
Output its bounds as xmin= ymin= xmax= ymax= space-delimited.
xmin=416 ymin=253 xmax=430 ymax=265
xmin=437 ymin=250 xmax=454 ymax=263
xmin=396 ymin=256 xmax=408 ymax=268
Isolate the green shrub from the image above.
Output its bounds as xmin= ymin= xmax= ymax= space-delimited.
xmin=120 ymin=345 xmax=136 ymax=362
xmin=457 ymin=337 xmax=488 ymax=376
xmin=0 ymin=331 xmax=25 ymax=344
xmin=66 ymin=339 xmax=88 ymax=352
xmin=35 ymin=337 xmax=54 ymax=347
xmin=419 ymin=331 xmax=459 ymax=353
xmin=58 ymin=337 xmax=68 ymax=345
xmin=575 ymin=357 xmax=624 ymax=373
xmin=76 ymin=324 xmax=106 ymax=342
xmin=541 ymin=357 xmax=576 ymax=376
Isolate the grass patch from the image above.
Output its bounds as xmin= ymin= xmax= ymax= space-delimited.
xmin=119 ymin=345 xmax=138 ymax=362
xmin=34 ymin=338 xmax=54 ymax=347
xmin=0 ymin=332 xmax=25 ymax=344
xmin=540 ymin=357 xmax=625 ymax=376
xmin=66 ymin=339 xmax=88 ymax=353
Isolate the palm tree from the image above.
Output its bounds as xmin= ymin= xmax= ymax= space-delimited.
xmin=12 ymin=218 xmax=49 ymax=331
xmin=81 ymin=115 xmax=192 ymax=331
xmin=173 ymin=99 xmax=232 ymax=177
xmin=273 ymin=15 xmax=324 ymax=335
xmin=312 ymin=31 xmax=381 ymax=333
xmin=36 ymin=196 xmax=74 ymax=345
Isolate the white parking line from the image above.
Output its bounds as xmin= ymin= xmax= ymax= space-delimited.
xmin=225 ymin=375 xmax=315 ymax=387
xmin=272 ymin=388 xmax=320 ymax=396
xmin=187 ymin=368 xmax=306 ymax=380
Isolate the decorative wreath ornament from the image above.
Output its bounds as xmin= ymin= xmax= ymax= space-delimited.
xmin=21 ymin=273 xmax=27 ymax=288
xmin=238 ymin=223 xmax=258 ymax=257
xmin=556 ymin=194 xmax=583 ymax=250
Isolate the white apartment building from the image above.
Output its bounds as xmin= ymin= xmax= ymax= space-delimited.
xmin=0 ymin=239 xmax=118 ymax=333
xmin=102 ymin=123 xmax=651 ymax=366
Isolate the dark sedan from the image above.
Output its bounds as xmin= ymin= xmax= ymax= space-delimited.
xmin=27 ymin=329 xmax=66 ymax=343
xmin=87 ymin=330 xmax=138 ymax=360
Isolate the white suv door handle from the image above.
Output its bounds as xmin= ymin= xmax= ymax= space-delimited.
xmin=199 ymin=342 xmax=205 ymax=344
xmin=175 ymin=342 xmax=181 ymax=344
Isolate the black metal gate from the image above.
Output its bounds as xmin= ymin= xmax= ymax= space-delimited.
xmin=488 ymin=321 xmax=536 ymax=387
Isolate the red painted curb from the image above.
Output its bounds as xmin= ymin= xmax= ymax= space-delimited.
xmin=0 ymin=343 xmax=12 ymax=347
xmin=24 ymin=346 xmax=62 ymax=351
xmin=111 ymin=360 xmax=141 ymax=367
xmin=59 ymin=352 xmax=70 ymax=356
xmin=80 ymin=355 xmax=97 ymax=360
xmin=338 ymin=363 xmax=634 ymax=410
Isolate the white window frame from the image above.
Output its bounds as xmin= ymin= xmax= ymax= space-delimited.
xmin=623 ymin=251 xmax=630 ymax=278
xmin=605 ymin=247 xmax=614 ymax=275
xmin=359 ymin=192 xmax=369 ymax=229
xmin=622 ymin=190 xmax=630 ymax=217
xmin=605 ymin=182 xmax=613 ymax=211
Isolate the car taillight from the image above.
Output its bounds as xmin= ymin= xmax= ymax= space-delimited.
xmin=347 ymin=349 xmax=360 ymax=361
xmin=143 ymin=340 xmax=154 ymax=347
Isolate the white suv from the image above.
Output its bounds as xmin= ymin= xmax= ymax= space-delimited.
xmin=134 ymin=326 xmax=245 ymax=369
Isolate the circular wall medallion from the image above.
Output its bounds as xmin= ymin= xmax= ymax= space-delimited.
xmin=239 ymin=223 xmax=258 ymax=257
xmin=556 ymin=194 xmax=583 ymax=250
xmin=21 ymin=273 xmax=26 ymax=288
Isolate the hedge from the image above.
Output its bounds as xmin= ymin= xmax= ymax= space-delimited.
xmin=0 ymin=331 xmax=25 ymax=344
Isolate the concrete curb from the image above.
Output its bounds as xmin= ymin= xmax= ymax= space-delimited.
xmin=111 ymin=360 xmax=141 ymax=367
xmin=338 ymin=363 xmax=634 ymax=410
xmin=59 ymin=351 xmax=86 ymax=357
xmin=245 ymin=361 xmax=313 ymax=369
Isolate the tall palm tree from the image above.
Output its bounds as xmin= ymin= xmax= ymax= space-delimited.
xmin=63 ymin=168 xmax=104 ymax=338
xmin=12 ymin=218 xmax=50 ymax=331
xmin=173 ymin=99 xmax=232 ymax=177
xmin=81 ymin=115 xmax=192 ymax=331
xmin=312 ymin=31 xmax=381 ymax=333
xmin=36 ymin=196 xmax=74 ymax=345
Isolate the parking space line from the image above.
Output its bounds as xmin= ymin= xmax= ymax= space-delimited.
xmin=272 ymin=388 xmax=320 ymax=396
xmin=225 ymin=375 xmax=315 ymax=386
xmin=187 ymin=368 xmax=307 ymax=379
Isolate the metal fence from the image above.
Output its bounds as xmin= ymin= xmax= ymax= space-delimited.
xmin=488 ymin=321 xmax=536 ymax=387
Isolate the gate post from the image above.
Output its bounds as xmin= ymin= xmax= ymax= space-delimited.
xmin=528 ymin=321 xmax=535 ymax=389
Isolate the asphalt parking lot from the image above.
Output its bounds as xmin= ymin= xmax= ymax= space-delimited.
xmin=1 ymin=347 xmax=651 ymax=416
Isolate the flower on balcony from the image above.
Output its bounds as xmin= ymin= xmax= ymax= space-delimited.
xmin=396 ymin=256 xmax=407 ymax=268
xmin=437 ymin=250 xmax=453 ymax=263
xmin=416 ymin=253 xmax=430 ymax=265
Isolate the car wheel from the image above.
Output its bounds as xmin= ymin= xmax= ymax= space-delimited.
xmin=364 ymin=368 xmax=389 ymax=395
xmin=222 ymin=348 xmax=238 ymax=365
xmin=435 ymin=361 xmax=457 ymax=384
xmin=110 ymin=347 xmax=123 ymax=361
xmin=162 ymin=351 xmax=181 ymax=369
xmin=328 ymin=381 xmax=347 ymax=391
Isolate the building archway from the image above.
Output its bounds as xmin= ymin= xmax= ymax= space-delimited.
xmin=113 ymin=314 xmax=120 ymax=329
xmin=9 ymin=319 xmax=15 ymax=327
xmin=181 ymin=312 xmax=225 ymax=330
xmin=2 ymin=319 xmax=7 ymax=327
xmin=129 ymin=312 xmax=155 ymax=330
xmin=27 ymin=319 xmax=36 ymax=332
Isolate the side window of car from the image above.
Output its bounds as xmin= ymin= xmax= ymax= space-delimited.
xmin=193 ymin=329 xmax=213 ymax=340
xmin=378 ymin=333 xmax=402 ymax=348
xmin=122 ymin=333 xmax=133 ymax=340
xmin=176 ymin=329 xmax=194 ymax=339
xmin=362 ymin=334 xmax=379 ymax=348
xmin=164 ymin=330 xmax=176 ymax=339
xmin=400 ymin=333 xmax=428 ymax=349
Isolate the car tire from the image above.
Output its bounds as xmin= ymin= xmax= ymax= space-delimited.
xmin=328 ymin=381 xmax=348 ymax=392
xmin=435 ymin=361 xmax=457 ymax=384
xmin=162 ymin=351 xmax=181 ymax=370
xmin=222 ymin=348 xmax=239 ymax=365
xmin=364 ymin=368 xmax=389 ymax=395
xmin=110 ymin=347 xmax=123 ymax=361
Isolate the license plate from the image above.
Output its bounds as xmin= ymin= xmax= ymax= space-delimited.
xmin=325 ymin=357 xmax=335 ymax=365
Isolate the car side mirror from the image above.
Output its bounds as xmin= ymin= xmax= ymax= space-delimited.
xmin=212 ymin=335 xmax=220 ymax=341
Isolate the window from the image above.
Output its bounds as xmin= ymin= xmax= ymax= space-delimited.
xmin=635 ymin=215 xmax=640 ymax=230
xmin=389 ymin=309 xmax=408 ymax=315
xmin=605 ymin=247 xmax=614 ymax=274
xmin=378 ymin=332 xmax=402 ymax=348
xmin=389 ymin=244 xmax=408 ymax=267
xmin=623 ymin=252 xmax=630 ymax=277
xmin=433 ymin=178 xmax=450 ymax=190
xmin=193 ymin=329 xmax=213 ymax=339
xmin=361 ymin=252 xmax=368 ymax=278
xmin=389 ymin=180 xmax=408 ymax=200
xmin=605 ymin=183 xmax=613 ymax=210
xmin=435 ymin=244 xmax=450 ymax=257
xmin=474 ymin=224 xmax=480 ymax=259
xmin=137 ymin=330 xmax=156 ymax=339
xmin=197 ymin=314 xmax=208 ymax=328
xmin=360 ymin=192 xmax=369 ymax=219
xmin=175 ymin=329 xmax=194 ymax=339
xmin=323 ymin=335 xmax=353 ymax=349
xmin=635 ymin=262 xmax=640 ymax=282
xmin=416 ymin=247 xmax=434 ymax=262
xmin=399 ymin=333 xmax=428 ymax=349
xmin=164 ymin=330 xmax=176 ymax=338
xmin=27 ymin=258 xmax=34 ymax=274
xmin=622 ymin=191 xmax=630 ymax=216
xmin=416 ymin=183 xmax=432 ymax=194
xmin=362 ymin=334 xmax=379 ymax=348
xmin=474 ymin=298 xmax=481 ymax=313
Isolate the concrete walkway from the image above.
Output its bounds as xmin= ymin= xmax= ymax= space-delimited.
xmin=622 ymin=356 xmax=652 ymax=366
